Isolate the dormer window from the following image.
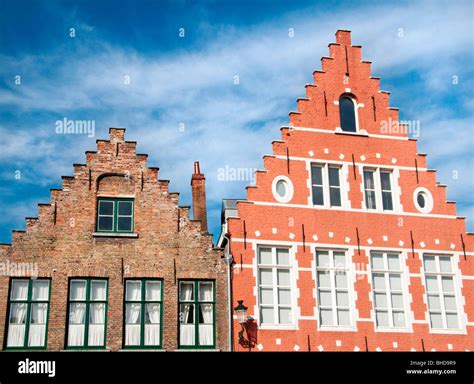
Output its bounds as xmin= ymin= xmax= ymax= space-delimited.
xmin=339 ymin=95 xmax=357 ymax=132
xmin=97 ymin=198 xmax=134 ymax=233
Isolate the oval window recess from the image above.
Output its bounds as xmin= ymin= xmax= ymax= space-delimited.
xmin=272 ymin=176 xmax=294 ymax=203
xmin=276 ymin=180 xmax=287 ymax=198
xmin=417 ymin=193 xmax=426 ymax=209
xmin=413 ymin=188 xmax=433 ymax=213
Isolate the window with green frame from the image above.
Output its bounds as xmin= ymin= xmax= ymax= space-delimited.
xmin=66 ymin=278 xmax=108 ymax=349
xmin=178 ymin=280 xmax=215 ymax=349
xmin=5 ymin=278 xmax=51 ymax=350
xmin=124 ymin=279 xmax=163 ymax=349
xmin=97 ymin=198 xmax=134 ymax=233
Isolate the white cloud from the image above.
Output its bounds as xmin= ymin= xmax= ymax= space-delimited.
xmin=0 ymin=0 xmax=472 ymax=238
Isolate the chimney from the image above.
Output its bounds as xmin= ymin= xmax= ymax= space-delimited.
xmin=191 ymin=161 xmax=208 ymax=232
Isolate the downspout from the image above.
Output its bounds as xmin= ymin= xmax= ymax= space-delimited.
xmin=223 ymin=233 xmax=233 ymax=352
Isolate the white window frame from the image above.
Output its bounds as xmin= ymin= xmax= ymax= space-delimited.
xmin=413 ymin=187 xmax=434 ymax=214
xmin=310 ymin=163 xmax=345 ymax=209
xmin=369 ymin=251 xmax=410 ymax=331
xmin=362 ymin=167 xmax=396 ymax=212
xmin=256 ymin=246 xmax=295 ymax=329
xmin=314 ymin=248 xmax=355 ymax=330
xmin=423 ymin=254 xmax=463 ymax=333
xmin=271 ymin=176 xmax=294 ymax=204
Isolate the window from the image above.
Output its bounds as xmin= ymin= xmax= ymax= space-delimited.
xmin=276 ymin=180 xmax=287 ymax=197
xmin=179 ymin=280 xmax=215 ymax=348
xmin=271 ymin=176 xmax=294 ymax=203
xmin=339 ymin=96 xmax=357 ymax=132
xmin=6 ymin=279 xmax=50 ymax=349
xmin=363 ymin=170 xmax=376 ymax=209
xmin=423 ymin=255 xmax=460 ymax=330
xmin=363 ymin=168 xmax=394 ymax=211
xmin=67 ymin=278 xmax=108 ymax=349
xmin=413 ymin=187 xmax=434 ymax=213
xmin=380 ymin=171 xmax=393 ymax=210
xmin=370 ymin=252 xmax=406 ymax=328
xmin=97 ymin=198 xmax=134 ymax=233
xmin=315 ymin=250 xmax=351 ymax=327
xmin=258 ymin=247 xmax=293 ymax=326
xmin=311 ymin=164 xmax=342 ymax=207
xmin=124 ymin=279 xmax=162 ymax=348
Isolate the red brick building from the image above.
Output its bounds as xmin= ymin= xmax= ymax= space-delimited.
xmin=219 ymin=30 xmax=474 ymax=352
xmin=0 ymin=128 xmax=230 ymax=351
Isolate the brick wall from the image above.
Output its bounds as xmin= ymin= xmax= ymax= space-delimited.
xmin=227 ymin=30 xmax=474 ymax=352
xmin=0 ymin=128 xmax=229 ymax=351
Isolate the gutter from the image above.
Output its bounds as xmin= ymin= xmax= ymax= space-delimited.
xmin=223 ymin=233 xmax=233 ymax=352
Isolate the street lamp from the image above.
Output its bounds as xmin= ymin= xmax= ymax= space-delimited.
xmin=234 ymin=300 xmax=256 ymax=351
xmin=234 ymin=300 xmax=248 ymax=324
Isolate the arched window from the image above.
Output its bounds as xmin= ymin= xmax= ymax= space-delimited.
xmin=339 ymin=96 xmax=357 ymax=132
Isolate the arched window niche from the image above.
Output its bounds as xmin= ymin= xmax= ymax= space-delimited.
xmin=339 ymin=94 xmax=358 ymax=133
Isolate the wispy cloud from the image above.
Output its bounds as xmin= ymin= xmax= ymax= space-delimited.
xmin=0 ymin=0 xmax=472 ymax=241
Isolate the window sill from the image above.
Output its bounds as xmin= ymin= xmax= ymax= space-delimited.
xmin=60 ymin=349 xmax=111 ymax=352
xmin=374 ymin=327 xmax=413 ymax=333
xmin=428 ymin=329 xmax=467 ymax=335
xmin=118 ymin=349 xmax=167 ymax=352
xmin=317 ymin=326 xmax=357 ymax=332
xmin=259 ymin=325 xmax=298 ymax=331
xmin=335 ymin=128 xmax=369 ymax=137
xmin=93 ymin=232 xmax=139 ymax=238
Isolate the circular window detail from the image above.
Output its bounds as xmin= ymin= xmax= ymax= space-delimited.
xmin=272 ymin=176 xmax=294 ymax=203
xmin=413 ymin=187 xmax=433 ymax=213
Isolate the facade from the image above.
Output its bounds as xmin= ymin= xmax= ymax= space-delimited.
xmin=219 ymin=30 xmax=474 ymax=351
xmin=0 ymin=128 xmax=229 ymax=351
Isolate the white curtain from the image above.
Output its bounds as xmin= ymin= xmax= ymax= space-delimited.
xmin=145 ymin=303 xmax=160 ymax=346
xmin=11 ymin=280 xmax=28 ymax=300
xmin=198 ymin=284 xmax=214 ymax=346
xmin=199 ymin=304 xmax=213 ymax=346
xmin=68 ymin=281 xmax=87 ymax=346
xmin=180 ymin=284 xmax=194 ymax=346
xmin=28 ymin=303 xmax=47 ymax=347
xmin=91 ymin=281 xmax=106 ymax=301
xmin=87 ymin=281 xmax=106 ymax=346
xmin=27 ymin=280 xmax=50 ymax=347
xmin=125 ymin=282 xmax=141 ymax=346
xmin=88 ymin=303 xmax=105 ymax=346
xmin=68 ymin=303 xmax=85 ymax=346
xmin=32 ymin=280 xmax=49 ymax=300
xmin=70 ymin=281 xmax=86 ymax=301
xmin=125 ymin=304 xmax=141 ymax=346
xmin=7 ymin=303 xmax=27 ymax=347
xmin=146 ymin=282 xmax=161 ymax=301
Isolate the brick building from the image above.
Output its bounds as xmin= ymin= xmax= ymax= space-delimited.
xmin=0 ymin=128 xmax=230 ymax=351
xmin=219 ymin=30 xmax=474 ymax=352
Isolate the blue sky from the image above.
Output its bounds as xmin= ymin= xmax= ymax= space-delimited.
xmin=0 ymin=0 xmax=473 ymax=243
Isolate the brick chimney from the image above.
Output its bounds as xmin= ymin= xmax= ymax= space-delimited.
xmin=191 ymin=161 xmax=208 ymax=232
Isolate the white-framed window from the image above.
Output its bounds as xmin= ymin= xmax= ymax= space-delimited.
xmin=423 ymin=255 xmax=460 ymax=330
xmin=413 ymin=187 xmax=434 ymax=213
xmin=257 ymin=247 xmax=293 ymax=326
xmin=370 ymin=252 xmax=407 ymax=329
xmin=311 ymin=164 xmax=342 ymax=207
xmin=315 ymin=249 xmax=351 ymax=327
xmin=271 ymin=176 xmax=294 ymax=203
xmin=363 ymin=168 xmax=394 ymax=211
